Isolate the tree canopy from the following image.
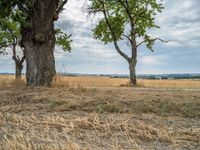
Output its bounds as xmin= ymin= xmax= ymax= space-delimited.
xmin=0 ymin=9 xmax=72 ymax=54
xmin=0 ymin=10 xmax=22 ymax=54
xmin=90 ymin=0 xmax=164 ymax=51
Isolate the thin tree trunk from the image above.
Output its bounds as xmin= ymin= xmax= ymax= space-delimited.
xmin=15 ymin=62 xmax=23 ymax=80
xmin=22 ymin=0 xmax=58 ymax=86
xmin=129 ymin=60 xmax=137 ymax=86
xmin=12 ymin=46 xmax=25 ymax=81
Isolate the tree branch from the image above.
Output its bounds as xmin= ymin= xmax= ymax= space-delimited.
xmin=8 ymin=29 xmax=17 ymax=45
xmin=133 ymin=2 xmax=151 ymax=24
xmin=123 ymin=34 xmax=132 ymax=43
xmin=0 ymin=42 xmax=9 ymax=49
xmin=118 ymin=0 xmax=138 ymax=60
xmin=12 ymin=43 xmax=18 ymax=62
xmin=0 ymin=42 xmax=13 ymax=51
xmin=137 ymin=38 xmax=169 ymax=48
xmin=17 ymin=3 xmax=29 ymax=13
xmin=118 ymin=0 xmax=133 ymax=21
xmin=100 ymin=1 xmax=130 ymax=62
xmin=20 ymin=51 xmax=26 ymax=64
xmin=57 ymin=0 xmax=69 ymax=14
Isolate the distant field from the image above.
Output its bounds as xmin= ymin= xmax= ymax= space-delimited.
xmin=1 ymin=75 xmax=200 ymax=89
xmin=54 ymin=76 xmax=200 ymax=89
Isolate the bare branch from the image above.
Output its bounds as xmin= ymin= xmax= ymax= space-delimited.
xmin=136 ymin=41 xmax=146 ymax=48
xmin=57 ymin=0 xmax=69 ymax=14
xmin=20 ymin=55 xmax=26 ymax=64
xmin=137 ymin=38 xmax=169 ymax=48
xmin=20 ymin=48 xmax=26 ymax=64
xmin=123 ymin=34 xmax=132 ymax=43
xmin=154 ymin=38 xmax=169 ymax=43
xmin=17 ymin=55 xmax=20 ymax=61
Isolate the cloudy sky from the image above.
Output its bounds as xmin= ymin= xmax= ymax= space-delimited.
xmin=0 ymin=0 xmax=200 ymax=74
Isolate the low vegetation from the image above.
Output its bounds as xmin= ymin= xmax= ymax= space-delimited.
xmin=0 ymin=75 xmax=200 ymax=149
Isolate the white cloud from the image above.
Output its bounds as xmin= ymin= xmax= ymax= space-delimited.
xmin=141 ymin=56 xmax=160 ymax=66
xmin=164 ymin=41 xmax=182 ymax=48
xmin=62 ymin=63 xmax=126 ymax=74
xmin=140 ymin=55 xmax=168 ymax=66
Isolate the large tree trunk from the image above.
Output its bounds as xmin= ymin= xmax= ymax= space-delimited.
xmin=22 ymin=0 xmax=59 ymax=86
xmin=129 ymin=60 xmax=137 ymax=86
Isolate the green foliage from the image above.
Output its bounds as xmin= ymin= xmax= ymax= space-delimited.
xmin=0 ymin=0 xmax=15 ymax=18
xmin=0 ymin=12 xmax=72 ymax=54
xmin=144 ymin=34 xmax=154 ymax=51
xmin=90 ymin=0 xmax=164 ymax=50
xmin=12 ymin=9 xmax=27 ymax=25
xmin=55 ymin=29 xmax=72 ymax=52
xmin=0 ymin=11 xmax=21 ymax=53
xmin=0 ymin=0 xmax=72 ymax=53
xmin=93 ymin=15 xmax=125 ymax=44
xmin=0 ymin=0 xmax=68 ymax=21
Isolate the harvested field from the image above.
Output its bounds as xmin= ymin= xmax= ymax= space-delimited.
xmin=1 ymin=75 xmax=200 ymax=89
xmin=0 ymin=76 xmax=200 ymax=149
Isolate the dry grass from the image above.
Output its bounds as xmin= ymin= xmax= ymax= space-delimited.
xmin=2 ymin=112 xmax=199 ymax=150
xmin=0 ymin=75 xmax=200 ymax=149
xmin=52 ymin=75 xmax=200 ymax=89
xmin=0 ymin=75 xmax=26 ymax=89
xmin=1 ymin=75 xmax=200 ymax=89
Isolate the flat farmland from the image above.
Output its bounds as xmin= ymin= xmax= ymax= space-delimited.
xmin=0 ymin=76 xmax=200 ymax=149
xmin=1 ymin=75 xmax=200 ymax=89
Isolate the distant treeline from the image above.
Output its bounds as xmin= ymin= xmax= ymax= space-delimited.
xmin=0 ymin=73 xmax=15 ymax=75
xmin=1 ymin=73 xmax=200 ymax=80
xmin=139 ymin=76 xmax=200 ymax=80
xmin=110 ymin=74 xmax=200 ymax=80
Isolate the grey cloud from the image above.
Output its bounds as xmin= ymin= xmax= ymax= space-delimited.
xmin=1 ymin=0 xmax=200 ymax=74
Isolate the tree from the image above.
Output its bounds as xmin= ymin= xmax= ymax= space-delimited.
xmin=0 ymin=0 xmax=70 ymax=86
xmin=89 ymin=0 xmax=166 ymax=86
xmin=0 ymin=11 xmax=25 ymax=80
xmin=0 ymin=9 xmax=72 ymax=81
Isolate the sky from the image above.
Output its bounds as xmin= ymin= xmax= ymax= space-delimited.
xmin=0 ymin=0 xmax=200 ymax=74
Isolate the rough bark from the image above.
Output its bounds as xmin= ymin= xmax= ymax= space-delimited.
xmin=22 ymin=0 xmax=59 ymax=86
xmin=129 ymin=60 xmax=137 ymax=86
xmin=12 ymin=44 xmax=26 ymax=80
xmin=15 ymin=62 xmax=23 ymax=80
xmin=129 ymin=39 xmax=137 ymax=87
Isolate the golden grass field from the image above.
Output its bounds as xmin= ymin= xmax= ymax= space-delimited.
xmin=1 ymin=75 xmax=200 ymax=89
xmin=0 ymin=75 xmax=200 ymax=149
